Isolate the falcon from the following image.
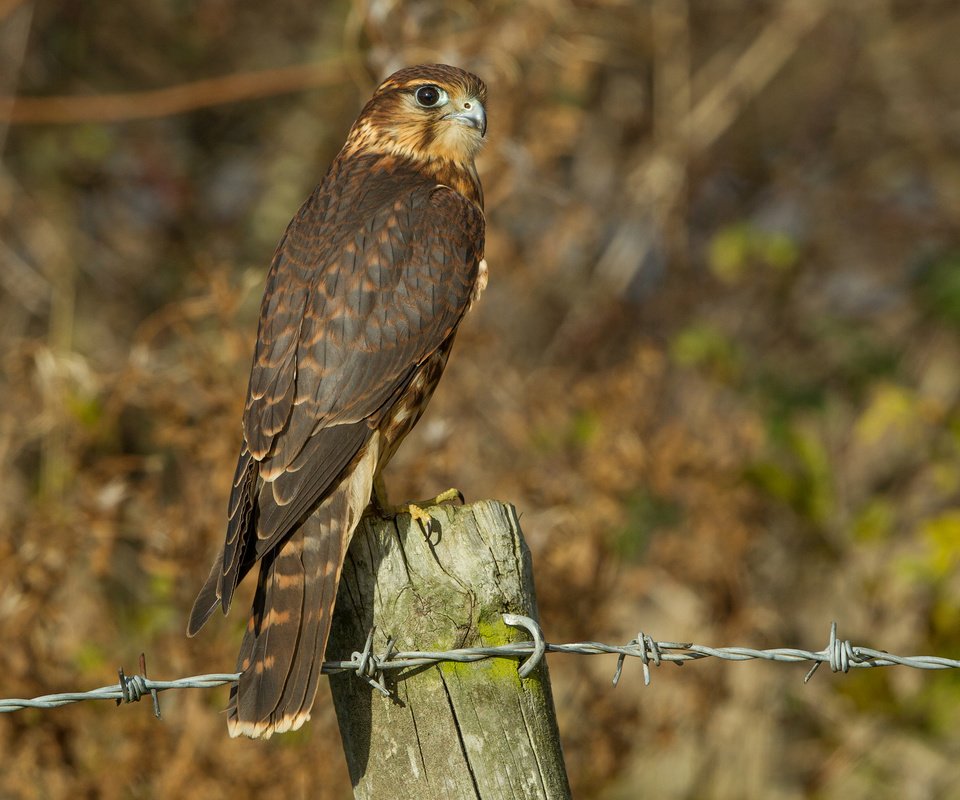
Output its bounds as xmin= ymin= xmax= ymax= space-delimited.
xmin=187 ymin=64 xmax=488 ymax=739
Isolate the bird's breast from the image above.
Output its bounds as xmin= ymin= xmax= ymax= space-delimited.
xmin=378 ymin=344 xmax=454 ymax=466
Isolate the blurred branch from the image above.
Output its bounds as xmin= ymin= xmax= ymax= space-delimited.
xmin=0 ymin=58 xmax=351 ymax=124
xmin=681 ymin=0 xmax=828 ymax=154
xmin=594 ymin=0 xmax=830 ymax=296
xmin=652 ymin=0 xmax=690 ymax=146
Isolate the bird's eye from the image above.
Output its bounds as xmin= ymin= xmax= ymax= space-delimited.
xmin=415 ymin=85 xmax=445 ymax=108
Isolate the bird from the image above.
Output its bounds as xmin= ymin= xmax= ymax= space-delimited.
xmin=187 ymin=64 xmax=488 ymax=739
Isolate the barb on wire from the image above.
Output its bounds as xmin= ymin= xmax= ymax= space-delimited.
xmin=2 ymin=620 xmax=959 ymax=718
xmin=613 ymin=632 xmax=662 ymax=687
xmin=116 ymin=653 xmax=162 ymax=718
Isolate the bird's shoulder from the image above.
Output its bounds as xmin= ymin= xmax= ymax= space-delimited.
xmin=266 ymin=153 xmax=482 ymax=294
xmin=305 ymin=152 xmax=456 ymax=231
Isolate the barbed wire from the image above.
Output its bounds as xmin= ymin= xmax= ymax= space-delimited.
xmin=2 ymin=618 xmax=959 ymax=719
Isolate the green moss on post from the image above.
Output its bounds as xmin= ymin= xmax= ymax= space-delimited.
xmin=327 ymin=500 xmax=571 ymax=800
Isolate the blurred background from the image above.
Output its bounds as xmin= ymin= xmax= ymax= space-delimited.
xmin=2 ymin=0 xmax=960 ymax=797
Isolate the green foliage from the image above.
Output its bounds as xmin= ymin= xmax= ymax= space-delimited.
xmin=69 ymin=124 xmax=115 ymax=164
xmin=855 ymin=383 xmax=924 ymax=447
xmin=531 ymin=408 xmax=601 ymax=453
xmin=834 ymin=670 xmax=899 ymax=717
xmin=748 ymin=420 xmax=834 ymax=527
xmin=850 ymin=499 xmax=895 ymax=543
xmin=916 ymin=252 xmax=960 ymax=329
xmin=916 ymin=673 xmax=960 ymax=737
xmin=570 ymin=409 xmax=601 ymax=447
xmin=611 ymin=489 xmax=682 ymax=562
xmin=919 ymin=511 xmax=960 ymax=580
xmin=805 ymin=317 xmax=900 ymax=396
xmin=71 ymin=641 xmax=108 ymax=675
xmin=707 ymin=222 xmax=799 ymax=284
xmin=670 ymin=323 xmax=741 ymax=381
xmin=66 ymin=393 xmax=103 ymax=429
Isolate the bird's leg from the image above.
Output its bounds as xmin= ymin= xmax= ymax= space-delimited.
xmin=368 ymin=476 xmax=465 ymax=535
xmin=371 ymin=474 xmax=391 ymax=514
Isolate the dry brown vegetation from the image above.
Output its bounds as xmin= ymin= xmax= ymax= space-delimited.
xmin=2 ymin=1 xmax=960 ymax=797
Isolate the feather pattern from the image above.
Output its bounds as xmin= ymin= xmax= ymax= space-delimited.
xmin=226 ymin=434 xmax=378 ymax=738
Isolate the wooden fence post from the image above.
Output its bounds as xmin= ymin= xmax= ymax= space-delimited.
xmin=327 ymin=499 xmax=572 ymax=799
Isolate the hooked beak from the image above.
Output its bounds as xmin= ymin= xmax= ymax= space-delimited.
xmin=445 ymin=99 xmax=487 ymax=137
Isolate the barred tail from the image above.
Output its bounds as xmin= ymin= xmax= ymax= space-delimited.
xmin=226 ymin=451 xmax=375 ymax=739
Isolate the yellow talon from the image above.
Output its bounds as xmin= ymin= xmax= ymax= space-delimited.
xmin=405 ymin=503 xmax=434 ymax=536
xmin=369 ymin=477 xmax=465 ymax=534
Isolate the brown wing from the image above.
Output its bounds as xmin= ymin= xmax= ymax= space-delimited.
xmin=188 ymin=157 xmax=484 ymax=634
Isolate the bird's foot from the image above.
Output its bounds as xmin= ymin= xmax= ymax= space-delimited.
xmin=396 ymin=502 xmax=434 ymax=536
xmin=369 ymin=480 xmax=465 ymax=535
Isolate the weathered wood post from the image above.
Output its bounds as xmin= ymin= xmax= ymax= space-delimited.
xmin=327 ymin=499 xmax=572 ymax=799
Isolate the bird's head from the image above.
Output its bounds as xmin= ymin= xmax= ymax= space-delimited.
xmin=347 ymin=64 xmax=487 ymax=166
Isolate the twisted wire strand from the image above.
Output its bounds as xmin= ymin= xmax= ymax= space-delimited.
xmin=2 ymin=621 xmax=958 ymax=716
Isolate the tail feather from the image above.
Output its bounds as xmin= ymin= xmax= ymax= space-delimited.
xmin=228 ymin=531 xmax=307 ymax=734
xmin=225 ymin=441 xmax=376 ymax=739
xmin=275 ymin=491 xmax=353 ymax=719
